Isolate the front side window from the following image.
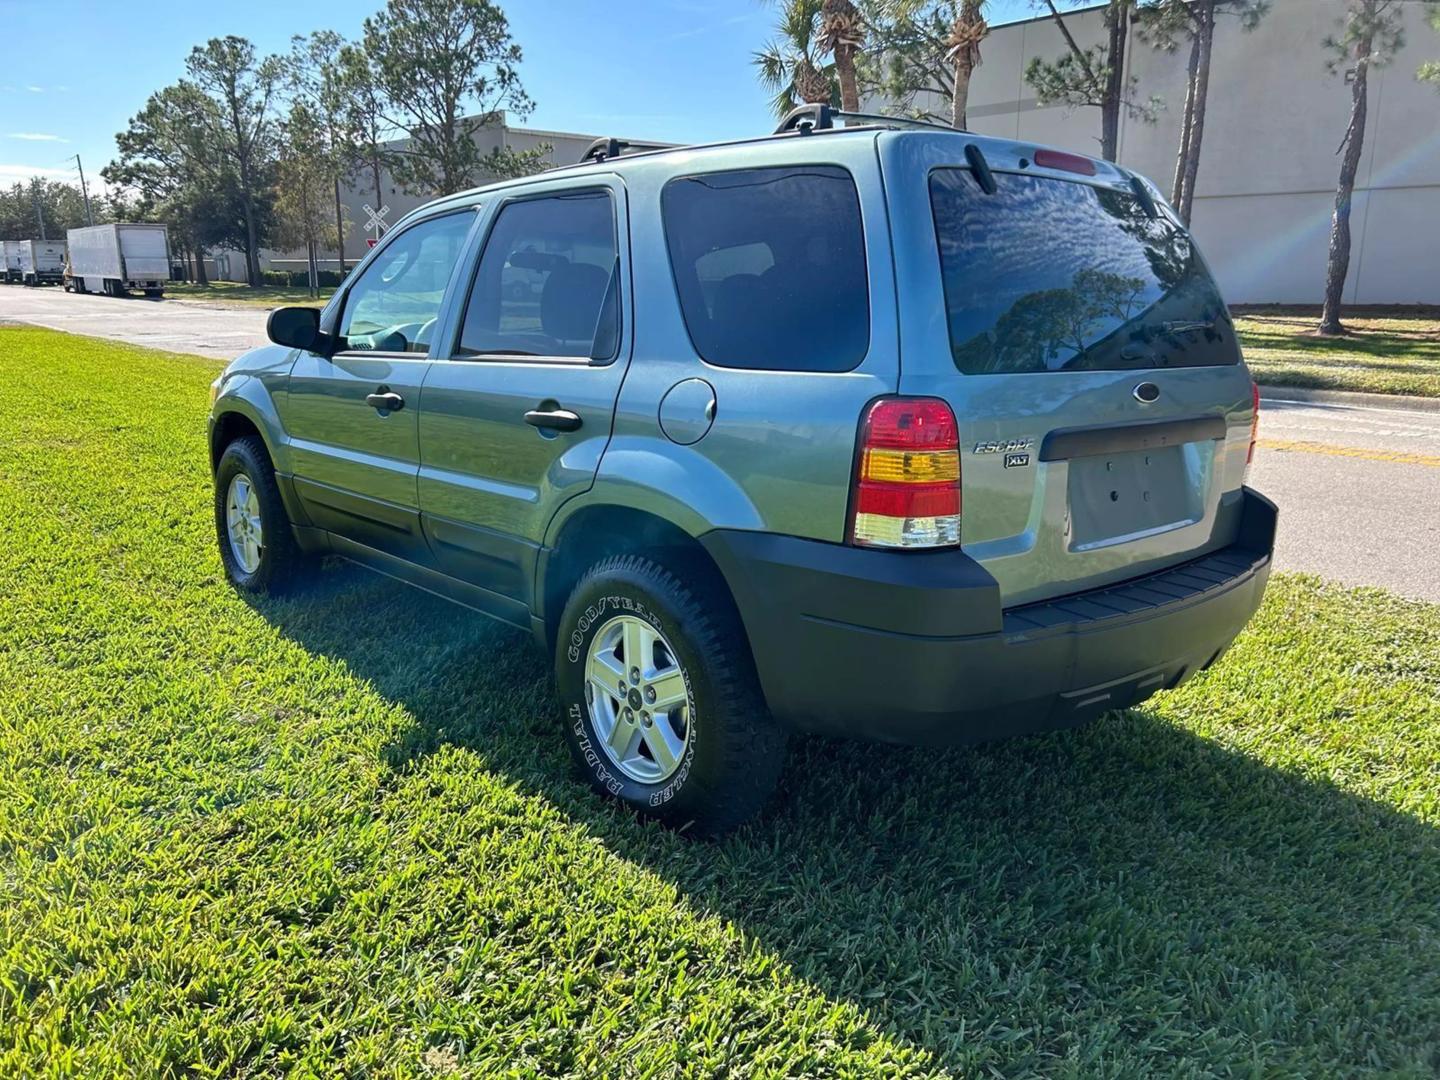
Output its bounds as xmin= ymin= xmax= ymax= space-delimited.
xmin=338 ymin=212 xmax=474 ymax=354
xmin=929 ymin=169 xmax=1238 ymax=374
xmin=661 ymin=165 xmax=870 ymax=372
xmin=457 ymin=191 xmax=619 ymax=360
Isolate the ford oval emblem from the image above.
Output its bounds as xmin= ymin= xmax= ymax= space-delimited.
xmin=1133 ymin=381 xmax=1161 ymax=404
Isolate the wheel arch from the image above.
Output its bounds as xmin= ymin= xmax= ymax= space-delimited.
xmin=536 ymin=502 xmax=740 ymax=655
xmin=209 ymin=408 xmax=268 ymax=472
xmin=208 ymin=377 xmax=289 ymax=473
xmin=209 ymin=388 xmax=311 ymax=531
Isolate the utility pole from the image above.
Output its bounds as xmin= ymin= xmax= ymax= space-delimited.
xmin=31 ymin=179 xmax=46 ymax=240
xmin=73 ymin=154 xmax=94 ymax=226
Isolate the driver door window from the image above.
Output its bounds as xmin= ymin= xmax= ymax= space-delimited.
xmin=338 ymin=212 xmax=473 ymax=354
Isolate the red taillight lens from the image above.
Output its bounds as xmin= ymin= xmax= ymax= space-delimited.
xmin=1246 ymin=380 xmax=1260 ymax=467
xmin=849 ymin=397 xmax=962 ymax=549
xmin=1033 ymin=148 xmax=1097 ymax=176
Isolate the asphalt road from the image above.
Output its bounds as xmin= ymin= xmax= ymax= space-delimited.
xmin=1250 ymin=396 xmax=1440 ymax=603
xmin=2 ymin=284 xmax=1437 ymax=601
xmin=0 ymin=284 xmax=270 ymax=360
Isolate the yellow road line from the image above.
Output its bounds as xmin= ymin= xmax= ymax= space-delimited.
xmin=1258 ymin=438 xmax=1440 ymax=468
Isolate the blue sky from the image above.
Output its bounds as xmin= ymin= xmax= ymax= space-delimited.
xmin=0 ymin=0 xmax=1035 ymax=193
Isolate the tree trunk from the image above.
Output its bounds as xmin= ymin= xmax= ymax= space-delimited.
xmin=835 ymin=43 xmax=860 ymax=112
xmin=1178 ymin=0 xmax=1215 ymax=225
xmin=1319 ymin=27 xmax=1372 ymax=336
xmin=950 ymin=0 xmax=985 ymax=130
xmin=241 ymin=196 xmax=260 ymax=287
xmin=195 ymin=246 xmax=209 ymax=287
xmin=1100 ymin=0 xmax=1129 ymax=162
xmin=333 ymin=175 xmax=347 ymax=274
xmin=1171 ymin=28 xmax=1201 ymax=208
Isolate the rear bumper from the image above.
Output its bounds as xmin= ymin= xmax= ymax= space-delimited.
xmin=702 ymin=488 xmax=1276 ymax=746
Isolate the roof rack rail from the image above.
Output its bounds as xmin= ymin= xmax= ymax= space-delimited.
xmin=773 ymin=104 xmax=964 ymax=137
xmin=577 ymin=137 xmax=671 ymax=165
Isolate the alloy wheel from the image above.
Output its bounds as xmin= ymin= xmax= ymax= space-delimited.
xmin=584 ymin=614 xmax=691 ymax=783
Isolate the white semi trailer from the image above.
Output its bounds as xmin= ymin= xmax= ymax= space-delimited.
xmin=17 ymin=240 xmax=65 ymax=286
xmin=66 ymin=223 xmax=170 ymax=298
xmin=1 ymin=241 xmax=20 ymax=284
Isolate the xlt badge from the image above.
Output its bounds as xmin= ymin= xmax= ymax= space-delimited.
xmin=1004 ymin=452 xmax=1031 ymax=468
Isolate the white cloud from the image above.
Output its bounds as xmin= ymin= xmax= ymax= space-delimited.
xmin=0 ymin=163 xmax=76 ymax=186
xmin=6 ymin=133 xmax=67 ymax=142
xmin=25 ymin=85 xmax=44 ymax=93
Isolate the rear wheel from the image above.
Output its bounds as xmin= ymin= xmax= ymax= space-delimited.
xmin=214 ymin=436 xmax=308 ymax=593
xmin=555 ymin=554 xmax=787 ymax=835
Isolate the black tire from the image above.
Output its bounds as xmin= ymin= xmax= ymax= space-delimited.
xmin=555 ymin=553 xmax=787 ymax=835
xmin=214 ymin=435 xmax=308 ymax=593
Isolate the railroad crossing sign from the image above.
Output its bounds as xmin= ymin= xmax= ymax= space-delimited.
xmin=362 ymin=203 xmax=390 ymax=243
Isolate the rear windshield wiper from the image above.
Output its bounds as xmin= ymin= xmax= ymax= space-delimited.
xmin=1161 ymin=320 xmax=1215 ymax=335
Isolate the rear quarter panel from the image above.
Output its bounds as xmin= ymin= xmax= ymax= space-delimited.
xmin=576 ymin=135 xmax=901 ymax=545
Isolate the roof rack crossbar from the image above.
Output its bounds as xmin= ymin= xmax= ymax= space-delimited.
xmin=773 ymin=104 xmax=834 ymax=135
xmin=774 ymin=105 xmax=967 ymax=137
xmin=578 ymin=137 xmax=671 ymax=165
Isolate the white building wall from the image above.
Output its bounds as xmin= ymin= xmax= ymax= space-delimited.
xmin=960 ymin=0 xmax=1440 ymax=305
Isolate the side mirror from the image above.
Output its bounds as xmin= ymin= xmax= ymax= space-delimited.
xmin=267 ymin=306 xmax=322 ymax=352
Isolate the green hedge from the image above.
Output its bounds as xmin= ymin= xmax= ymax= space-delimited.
xmin=261 ymin=269 xmax=346 ymax=288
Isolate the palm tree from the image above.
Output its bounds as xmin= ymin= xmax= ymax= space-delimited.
xmin=819 ymin=0 xmax=865 ymax=112
xmin=946 ymin=0 xmax=987 ymax=129
xmin=754 ymin=0 xmax=837 ymax=119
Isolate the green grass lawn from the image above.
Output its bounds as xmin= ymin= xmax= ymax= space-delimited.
xmin=165 ymin=281 xmax=332 ymax=308
xmin=2 ymin=326 xmax=1438 ymax=1076
xmin=1235 ymin=306 xmax=1440 ymax=397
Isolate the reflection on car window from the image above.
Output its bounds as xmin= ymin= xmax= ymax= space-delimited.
xmin=458 ymin=192 xmax=618 ymax=359
xmin=929 ymin=169 xmax=1238 ymax=374
xmin=662 ymin=166 xmax=869 ymax=372
xmin=339 ymin=212 xmax=473 ymax=353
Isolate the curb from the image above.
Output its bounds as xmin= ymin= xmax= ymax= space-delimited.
xmin=1257 ymin=384 xmax=1440 ymax=414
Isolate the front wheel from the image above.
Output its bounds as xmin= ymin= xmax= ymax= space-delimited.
xmin=555 ymin=554 xmax=787 ymax=835
xmin=214 ymin=436 xmax=308 ymax=593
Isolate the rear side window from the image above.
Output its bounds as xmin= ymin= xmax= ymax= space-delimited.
xmin=929 ymin=169 xmax=1238 ymax=374
xmin=458 ymin=191 xmax=619 ymax=360
xmin=662 ymin=165 xmax=869 ymax=372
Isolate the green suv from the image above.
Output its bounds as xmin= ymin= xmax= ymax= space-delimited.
xmin=209 ymin=110 xmax=1275 ymax=833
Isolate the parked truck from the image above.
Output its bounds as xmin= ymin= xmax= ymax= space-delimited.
xmin=1 ymin=241 xmax=20 ymax=284
xmin=66 ymin=223 xmax=170 ymax=298
xmin=17 ymin=240 xmax=65 ymax=286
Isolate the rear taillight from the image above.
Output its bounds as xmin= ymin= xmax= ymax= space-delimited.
xmin=1246 ymin=380 xmax=1260 ymax=470
xmin=849 ymin=397 xmax=961 ymax=549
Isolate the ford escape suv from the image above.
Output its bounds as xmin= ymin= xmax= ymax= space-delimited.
xmin=209 ymin=108 xmax=1275 ymax=833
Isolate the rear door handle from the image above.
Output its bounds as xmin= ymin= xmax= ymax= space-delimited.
xmin=366 ymin=391 xmax=404 ymax=412
xmin=524 ymin=407 xmax=583 ymax=432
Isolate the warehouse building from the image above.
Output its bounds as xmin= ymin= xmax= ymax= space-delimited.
xmin=960 ymin=0 xmax=1439 ymax=304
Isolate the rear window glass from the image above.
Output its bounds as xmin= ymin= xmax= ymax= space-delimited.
xmin=929 ymin=169 xmax=1238 ymax=374
xmin=662 ymin=166 xmax=869 ymax=372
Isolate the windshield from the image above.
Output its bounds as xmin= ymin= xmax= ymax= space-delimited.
xmin=929 ymin=168 xmax=1239 ymax=375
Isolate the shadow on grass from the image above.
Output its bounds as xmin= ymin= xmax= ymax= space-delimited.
xmin=249 ymin=561 xmax=1440 ymax=1073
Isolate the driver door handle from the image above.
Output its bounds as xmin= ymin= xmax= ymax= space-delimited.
xmin=524 ymin=407 xmax=583 ymax=432
xmin=366 ymin=390 xmax=405 ymax=412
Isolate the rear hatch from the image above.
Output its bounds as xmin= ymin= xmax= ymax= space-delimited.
xmin=882 ymin=134 xmax=1255 ymax=606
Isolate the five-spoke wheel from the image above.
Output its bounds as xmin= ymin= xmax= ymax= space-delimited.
xmin=584 ymin=614 xmax=691 ymax=783
xmin=225 ymin=472 xmax=264 ymax=575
